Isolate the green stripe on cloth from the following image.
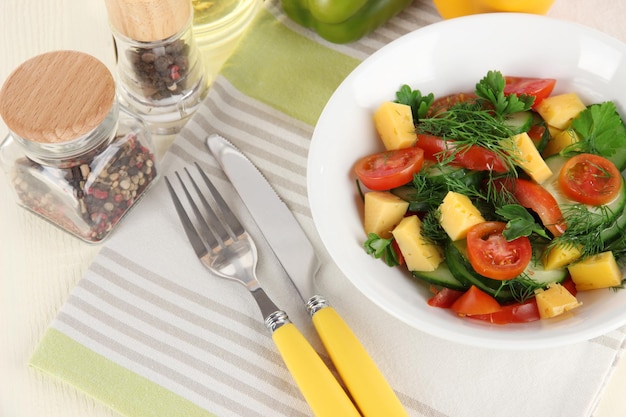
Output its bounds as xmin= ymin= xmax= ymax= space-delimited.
xmin=220 ymin=8 xmax=361 ymax=126
xmin=29 ymin=329 xmax=213 ymax=417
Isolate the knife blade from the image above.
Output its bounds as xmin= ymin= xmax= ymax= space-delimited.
xmin=207 ymin=133 xmax=408 ymax=417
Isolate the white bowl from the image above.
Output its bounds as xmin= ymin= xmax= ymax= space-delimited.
xmin=307 ymin=13 xmax=626 ymax=350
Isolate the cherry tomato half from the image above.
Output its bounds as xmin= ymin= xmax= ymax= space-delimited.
xmin=415 ymin=134 xmax=509 ymax=173
xmin=504 ymin=76 xmax=556 ymax=108
xmin=466 ymin=221 xmax=532 ymax=280
xmin=494 ymin=177 xmax=566 ymax=237
xmin=451 ymin=285 xmax=501 ymax=316
xmin=426 ymin=92 xmax=477 ymax=117
xmin=354 ymin=147 xmax=424 ymax=190
xmin=558 ymin=153 xmax=622 ymax=206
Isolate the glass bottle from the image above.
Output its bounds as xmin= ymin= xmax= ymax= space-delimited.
xmin=191 ymin=0 xmax=262 ymax=85
xmin=0 ymin=50 xmax=158 ymax=243
xmin=105 ymin=0 xmax=208 ymax=134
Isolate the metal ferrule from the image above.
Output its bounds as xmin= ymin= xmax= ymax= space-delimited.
xmin=264 ymin=310 xmax=291 ymax=333
xmin=305 ymin=294 xmax=329 ymax=317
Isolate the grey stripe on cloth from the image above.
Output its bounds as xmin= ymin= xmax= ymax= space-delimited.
xmin=55 ymin=246 xmax=311 ymax=417
xmin=170 ymin=77 xmax=316 ymax=218
xmin=62 ymin=240 xmax=447 ymax=417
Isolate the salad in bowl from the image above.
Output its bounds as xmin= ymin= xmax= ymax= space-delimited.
xmin=308 ymin=13 xmax=626 ymax=349
xmin=356 ymin=70 xmax=626 ymax=324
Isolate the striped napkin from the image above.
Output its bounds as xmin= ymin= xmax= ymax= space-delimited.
xmin=30 ymin=1 xmax=626 ymax=417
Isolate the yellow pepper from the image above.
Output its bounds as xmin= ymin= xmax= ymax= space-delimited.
xmin=433 ymin=0 xmax=554 ymax=19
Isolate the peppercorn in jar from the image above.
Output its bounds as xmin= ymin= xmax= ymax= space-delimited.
xmin=0 ymin=50 xmax=158 ymax=243
xmin=105 ymin=0 xmax=207 ymax=135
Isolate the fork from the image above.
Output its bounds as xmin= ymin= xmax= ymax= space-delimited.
xmin=165 ymin=163 xmax=361 ymax=417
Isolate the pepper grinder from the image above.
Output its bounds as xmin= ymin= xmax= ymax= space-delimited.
xmin=104 ymin=0 xmax=208 ymax=134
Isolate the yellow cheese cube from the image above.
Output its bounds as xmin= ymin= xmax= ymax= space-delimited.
xmin=363 ymin=191 xmax=409 ymax=239
xmin=392 ymin=215 xmax=443 ymax=272
xmin=504 ymin=132 xmax=552 ymax=184
xmin=568 ymin=251 xmax=623 ymax=291
xmin=542 ymin=244 xmax=582 ymax=270
xmin=547 ymin=125 xmax=562 ymax=139
xmin=439 ymin=191 xmax=485 ymax=241
xmin=535 ymin=93 xmax=587 ymax=130
xmin=542 ymin=128 xmax=581 ymax=158
xmin=535 ymin=283 xmax=582 ymax=319
xmin=373 ymin=102 xmax=417 ymax=150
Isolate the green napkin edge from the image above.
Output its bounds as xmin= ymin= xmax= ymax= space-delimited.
xmin=29 ymin=328 xmax=214 ymax=417
xmin=220 ymin=7 xmax=361 ymax=127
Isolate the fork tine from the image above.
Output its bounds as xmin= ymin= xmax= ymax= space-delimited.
xmin=193 ymin=162 xmax=245 ymax=240
xmin=180 ymin=168 xmax=227 ymax=249
xmin=164 ymin=175 xmax=210 ymax=258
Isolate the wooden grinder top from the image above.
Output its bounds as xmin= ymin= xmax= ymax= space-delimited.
xmin=104 ymin=0 xmax=192 ymax=42
xmin=0 ymin=50 xmax=115 ymax=144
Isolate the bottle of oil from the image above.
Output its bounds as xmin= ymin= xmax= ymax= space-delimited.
xmin=191 ymin=0 xmax=262 ymax=85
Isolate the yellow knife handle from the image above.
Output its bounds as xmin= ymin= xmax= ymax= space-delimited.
xmin=267 ymin=312 xmax=361 ymax=417
xmin=307 ymin=296 xmax=409 ymax=417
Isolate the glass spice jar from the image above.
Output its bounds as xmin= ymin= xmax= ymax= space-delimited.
xmin=105 ymin=0 xmax=208 ymax=135
xmin=0 ymin=50 xmax=158 ymax=243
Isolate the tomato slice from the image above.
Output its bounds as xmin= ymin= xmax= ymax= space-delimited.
xmin=427 ymin=287 xmax=464 ymax=308
xmin=504 ymin=76 xmax=557 ymax=108
xmin=466 ymin=221 xmax=532 ymax=280
xmin=451 ymin=285 xmax=501 ymax=316
xmin=469 ymin=299 xmax=540 ymax=324
xmin=426 ymin=92 xmax=477 ymax=117
xmin=415 ymin=134 xmax=509 ymax=173
xmin=558 ymin=153 xmax=622 ymax=205
xmin=494 ymin=177 xmax=566 ymax=237
xmin=562 ymin=277 xmax=578 ymax=297
xmin=354 ymin=147 xmax=424 ymax=190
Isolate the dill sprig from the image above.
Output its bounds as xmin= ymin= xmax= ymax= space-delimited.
xmin=416 ymin=102 xmax=522 ymax=172
xmin=421 ymin=209 xmax=448 ymax=246
xmin=498 ymin=275 xmax=547 ymax=303
xmin=549 ymin=204 xmax=617 ymax=257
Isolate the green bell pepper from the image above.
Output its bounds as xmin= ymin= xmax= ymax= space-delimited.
xmin=281 ymin=0 xmax=413 ymax=44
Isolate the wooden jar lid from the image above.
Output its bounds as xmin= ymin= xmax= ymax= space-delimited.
xmin=104 ymin=0 xmax=192 ymax=42
xmin=0 ymin=50 xmax=115 ymax=144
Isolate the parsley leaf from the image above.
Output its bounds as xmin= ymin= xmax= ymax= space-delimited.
xmin=568 ymin=101 xmax=626 ymax=158
xmin=395 ymin=84 xmax=434 ymax=122
xmin=364 ymin=233 xmax=401 ymax=267
xmin=496 ymin=204 xmax=550 ymax=240
xmin=474 ymin=70 xmax=534 ymax=116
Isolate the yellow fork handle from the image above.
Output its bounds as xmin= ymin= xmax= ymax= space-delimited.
xmin=271 ymin=322 xmax=362 ymax=417
xmin=309 ymin=300 xmax=409 ymax=417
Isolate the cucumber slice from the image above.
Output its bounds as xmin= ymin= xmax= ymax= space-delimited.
xmin=423 ymin=164 xmax=486 ymax=187
xmin=601 ymin=204 xmax=626 ymax=244
xmin=445 ymin=240 xmax=567 ymax=304
xmin=421 ymin=162 xmax=468 ymax=181
xmin=445 ymin=241 xmax=515 ymax=303
xmin=412 ymin=263 xmax=469 ymax=291
xmin=390 ymin=185 xmax=429 ymax=212
xmin=523 ymin=259 xmax=567 ymax=286
xmin=505 ymin=111 xmax=533 ymax=134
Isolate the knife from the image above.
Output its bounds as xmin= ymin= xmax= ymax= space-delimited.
xmin=207 ymin=134 xmax=408 ymax=417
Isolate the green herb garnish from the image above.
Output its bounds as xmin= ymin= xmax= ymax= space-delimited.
xmin=565 ymin=101 xmax=626 ymax=159
xmin=364 ymin=233 xmax=401 ymax=267
xmin=395 ymin=84 xmax=434 ymax=122
xmin=496 ymin=204 xmax=550 ymax=240
xmin=474 ymin=70 xmax=535 ymax=116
